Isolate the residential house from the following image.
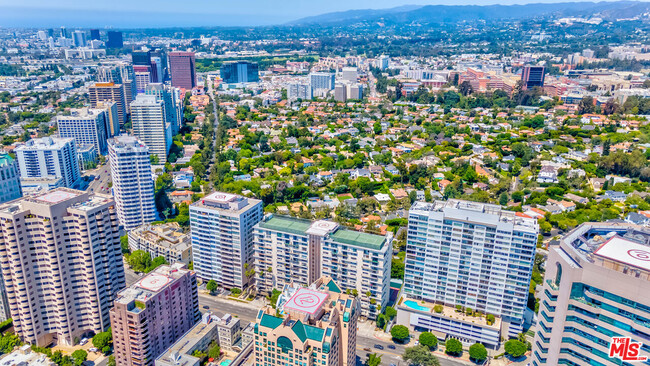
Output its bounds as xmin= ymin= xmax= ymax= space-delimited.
xmin=537 ymin=166 xmax=559 ymax=184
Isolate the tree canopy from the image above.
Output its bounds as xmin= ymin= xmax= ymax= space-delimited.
xmin=469 ymin=343 xmax=487 ymax=362
xmin=402 ymin=345 xmax=440 ymax=366
xmin=366 ymin=353 xmax=382 ymax=366
xmin=390 ymin=325 xmax=410 ymax=341
xmin=504 ymin=339 xmax=527 ymax=358
xmin=418 ymin=332 xmax=438 ymax=350
xmin=444 ymin=338 xmax=463 ymax=356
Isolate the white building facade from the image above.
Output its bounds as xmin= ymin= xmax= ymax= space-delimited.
xmin=108 ymin=135 xmax=156 ymax=230
xmin=403 ymin=200 xmax=538 ymax=339
xmin=130 ymin=94 xmax=172 ymax=162
xmin=254 ymin=215 xmax=392 ymax=319
xmin=56 ymin=108 xmax=109 ymax=155
xmin=532 ymin=223 xmax=650 ymax=366
xmin=189 ymin=192 xmax=263 ymax=289
xmin=15 ymin=136 xmax=80 ymax=188
xmin=145 ymin=83 xmax=183 ymax=135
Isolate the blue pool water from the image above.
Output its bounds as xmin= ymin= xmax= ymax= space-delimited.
xmin=220 ymin=360 xmax=232 ymax=366
xmin=404 ymin=300 xmax=430 ymax=311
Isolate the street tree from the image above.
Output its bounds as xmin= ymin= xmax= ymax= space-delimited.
xmin=504 ymin=339 xmax=527 ymax=358
xmin=206 ymin=280 xmax=218 ymax=295
xmin=444 ymin=338 xmax=463 ymax=356
xmin=402 ymin=345 xmax=440 ymax=366
xmin=469 ymin=343 xmax=488 ymax=362
xmin=418 ymin=332 xmax=438 ymax=350
xmin=366 ymin=353 xmax=382 ymax=366
xmin=390 ymin=325 xmax=410 ymax=342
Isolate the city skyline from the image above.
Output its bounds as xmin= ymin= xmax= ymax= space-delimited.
xmin=0 ymin=0 xmax=644 ymax=27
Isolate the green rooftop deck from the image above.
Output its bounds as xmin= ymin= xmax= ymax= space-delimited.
xmin=258 ymin=215 xmax=312 ymax=236
xmin=258 ymin=215 xmax=386 ymax=250
xmin=330 ymin=228 xmax=385 ymax=250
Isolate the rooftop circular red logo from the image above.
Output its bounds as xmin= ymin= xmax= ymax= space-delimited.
xmin=293 ymin=293 xmax=319 ymax=308
xmin=627 ymin=249 xmax=650 ymax=261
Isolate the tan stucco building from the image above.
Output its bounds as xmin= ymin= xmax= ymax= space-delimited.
xmin=253 ymin=277 xmax=359 ymax=366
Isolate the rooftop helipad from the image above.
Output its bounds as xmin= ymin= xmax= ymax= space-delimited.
xmin=595 ymin=236 xmax=650 ymax=272
xmin=284 ymin=288 xmax=329 ymax=315
xmin=35 ymin=190 xmax=79 ymax=204
xmin=135 ymin=273 xmax=172 ymax=293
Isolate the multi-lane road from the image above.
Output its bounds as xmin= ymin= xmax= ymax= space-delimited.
xmin=84 ymin=161 xmax=112 ymax=195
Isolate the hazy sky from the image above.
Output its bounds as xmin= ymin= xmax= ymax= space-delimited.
xmin=0 ymin=0 xmax=645 ymax=27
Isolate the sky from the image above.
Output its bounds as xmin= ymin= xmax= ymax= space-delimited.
xmin=0 ymin=0 xmax=646 ymax=27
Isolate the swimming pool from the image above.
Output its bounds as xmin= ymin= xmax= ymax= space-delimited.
xmin=403 ymin=300 xmax=430 ymax=312
xmin=220 ymin=360 xmax=232 ymax=366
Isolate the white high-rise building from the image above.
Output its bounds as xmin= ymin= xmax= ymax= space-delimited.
xmin=400 ymin=200 xmax=538 ymax=342
xmin=56 ymin=108 xmax=109 ymax=155
xmin=334 ymin=83 xmax=347 ymax=102
xmin=0 ymin=188 xmax=125 ymax=346
xmin=309 ymin=72 xmax=335 ymax=91
xmin=347 ymin=83 xmax=363 ymax=100
xmin=190 ymin=192 xmax=263 ymax=289
xmin=378 ymin=55 xmax=390 ymax=70
xmin=532 ymin=223 xmax=650 ymax=366
xmin=254 ymin=215 xmax=392 ymax=319
xmin=131 ymin=94 xmax=172 ymax=162
xmin=135 ymin=71 xmax=151 ymax=94
xmin=145 ymin=83 xmax=183 ymax=135
xmin=0 ymin=153 xmax=22 ymax=204
xmin=341 ymin=67 xmax=358 ymax=83
xmin=287 ymin=82 xmax=313 ymax=101
xmin=108 ymin=136 xmax=156 ymax=230
xmin=37 ymin=30 xmax=48 ymax=41
xmin=15 ymin=136 xmax=80 ymax=188
xmin=72 ymin=30 xmax=86 ymax=47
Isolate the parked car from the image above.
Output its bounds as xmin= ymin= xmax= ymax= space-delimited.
xmin=80 ymin=338 xmax=88 ymax=346
xmin=89 ymin=348 xmax=98 ymax=353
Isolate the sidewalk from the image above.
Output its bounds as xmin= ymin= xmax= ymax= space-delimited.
xmin=357 ymin=321 xmax=475 ymax=366
xmin=199 ymin=290 xmax=267 ymax=309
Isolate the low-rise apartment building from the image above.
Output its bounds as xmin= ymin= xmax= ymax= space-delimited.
xmin=128 ymin=222 xmax=191 ymax=264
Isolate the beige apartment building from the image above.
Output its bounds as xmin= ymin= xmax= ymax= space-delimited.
xmin=0 ymin=188 xmax=125 ymax=346
xmin=253 ymin=277 xmax=359 ymax=366
xmin=111 ymin=263 xmax=200 ymax=366
xmin=89 ymin=82 xmax=127 ymax=126
xmin=128 ymin=222 xmax=191 ymax=264
xmin=532 ymin=222 xmax=650 ymax=365
xmin=155 ymin=312 xmax=245 ymax=366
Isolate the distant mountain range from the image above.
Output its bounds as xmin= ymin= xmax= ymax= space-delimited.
xmin=289 ymin=1 xmax=650 ymax=26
